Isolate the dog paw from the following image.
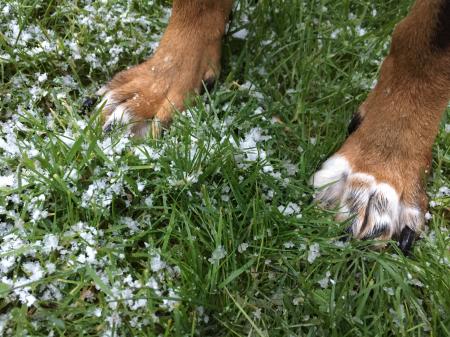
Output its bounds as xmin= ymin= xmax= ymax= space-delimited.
xmin=97 ymin=36 xmax=222 ymax=137
xmin=311 ymin=154 xmax=426 ymax=245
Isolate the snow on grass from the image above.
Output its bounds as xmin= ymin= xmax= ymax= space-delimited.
xmin=0 ymin=0 xmax=449 ymax=336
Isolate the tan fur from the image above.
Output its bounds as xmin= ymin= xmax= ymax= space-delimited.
xmin=101 ymin=0 xmax=233 ymax=132
xmin=338 ymin=0 xmax=450 ymax=217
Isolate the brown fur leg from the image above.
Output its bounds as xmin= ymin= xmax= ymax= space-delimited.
xmin=312 ymin=0 xmax=450 ymax=244
xmin=98 ymin=0 xmax=234 ymax=136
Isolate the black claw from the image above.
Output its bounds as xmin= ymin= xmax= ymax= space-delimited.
xmin=82 ymin=97 xmax=97 ymax=114
xmin=339 ymin=226 xmax=353 ymax=242
xmin=103 ymin=123 xmax=112 ymax=133
xmin=228 ymin=11 xmax=234 ymax=22
xmin=398 ymin=226 xmax=416 ymax=256
xmin=347 ymin=112 xmax=363 ymax=135
xmin=201 ymin=78 xmax=216 ymax=94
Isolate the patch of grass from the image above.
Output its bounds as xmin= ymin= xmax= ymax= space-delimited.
xmin=0 ymin=1 xmax=449 ymax=336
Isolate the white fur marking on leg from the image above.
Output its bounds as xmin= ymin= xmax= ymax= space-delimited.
xmin=311 ymin=155 xmax=351 ymax=189
xmin=97 ymin=90 xmax=118 ymax=114
xmin=311 ymin=155 xmax=351 ymax=207
xmin=340 ymin=173 xmax=376 ymax=236
xmin=399 ymin=206 xmax=424 ymax=233
xmin=103 ymin=91 xmax=118 ymax=110
xmin=375 ymin=183 xmax=399 ymax=207
xmin=357 ymin=182 xmax=400 ymax=238
xmin=103 ymin=104 xmax=132 ymax=131
xmin=96 ymin=86 xmax=108 ymax=96
xmin=108 ymin=104 xmax=131 ymax=125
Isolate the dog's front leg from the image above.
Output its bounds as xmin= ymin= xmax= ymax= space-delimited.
xmin=98 ymin=0 xmax=234 ymax=137
xmin=312 ymin=0 xmax=450 ymax=249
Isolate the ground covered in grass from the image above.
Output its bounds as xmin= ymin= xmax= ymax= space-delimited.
xmin=0 ymin=0 xmax=449 ymax=336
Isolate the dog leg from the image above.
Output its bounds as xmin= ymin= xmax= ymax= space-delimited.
xmin=312 ymin=0 xmax=450 ymax=248
xmin=98 ymin=0 xmax=234 ymax=136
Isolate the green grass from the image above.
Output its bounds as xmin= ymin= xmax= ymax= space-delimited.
xmin=0 ymin=0 xmax=449 ymax=336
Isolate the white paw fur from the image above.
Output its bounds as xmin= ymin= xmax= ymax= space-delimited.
xmin=312 ymin=155 xmax=424 ymax=239
xmin=97 ymin=89 xmax=149 ymax=136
